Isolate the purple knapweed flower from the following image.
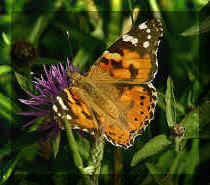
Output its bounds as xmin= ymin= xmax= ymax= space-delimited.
xmin=19 ymin=58 xmax=79 ymax=137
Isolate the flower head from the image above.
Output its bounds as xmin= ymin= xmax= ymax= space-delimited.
xmin=19 ymin=58 xmax=78 ymax=136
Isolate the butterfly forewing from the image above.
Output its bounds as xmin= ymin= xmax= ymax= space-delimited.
xmin=87 ymin=19 xmax=163 ymax=83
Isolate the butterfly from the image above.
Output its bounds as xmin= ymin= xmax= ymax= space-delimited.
xmin=54 ymin=19 xmax=163 ymax=149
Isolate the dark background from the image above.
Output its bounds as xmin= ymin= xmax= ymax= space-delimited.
xmin=0 ymin=0 xmax=210 ymax=185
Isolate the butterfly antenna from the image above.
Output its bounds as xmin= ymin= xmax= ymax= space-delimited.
xmin=128 ymin=0 xmax=134 ymax=26
xmin=66 ymin=30 xmax=74 ymax=61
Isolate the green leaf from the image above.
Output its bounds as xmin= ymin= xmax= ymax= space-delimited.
xmin=52 ymin=131 xmax=61 ymax=158
xmin=0 ymin=153 xmax=21 ymax=184
xmin=131 ymin=135 xmax=172 ymax=166
xmin=15 ymin=72 xmax=33 ymax=92
xmin=181 ymin=110 xmax=199 ymax=139
xmin=77 ymin=136 xmax=90 ymax=161
xmin=183 ymin=139 xmax=199 ymax=174
xmin=157 ymin=91 xmax=166 ymax=111
xmin=0 ymin=105 xmax=12 ymax=121
xmin=2 ymin=32 xmax=11 ymax=46
xmin=156 ymin=150 xmax=175 ymax=171
xmin=165 ymin=77 xmax=176 ymax=127
xmin=0 ymin=65 xmax=11 ymax=75
xmin=0 ymin=92 xmax=12 ymax=121
xmin=181 ymin=16 xmax=210 ymax=36
xmin=158 ymin=91 xmax=185 ymax=115
xmin=199 ymin=100 xmax=210 ymax=134
xmin=0 ymin=92 xmax=11 ymax=111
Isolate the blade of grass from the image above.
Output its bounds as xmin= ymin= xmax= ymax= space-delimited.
xmin=28 ymin=0 xmax=64 ymax=45
xmin=106 ymin=0 xmax=122 ymax=46
xmin=149 ymin=0 xmax=162 ymax=20
xmin=0 ymin=152 xmax=21 ymax=184
xmin=128 ymin=0 xmax=134 ymax=25
xmin=2 ymin=33 xmax=11 ymax=46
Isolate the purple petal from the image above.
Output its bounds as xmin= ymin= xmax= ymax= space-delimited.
xmin=18 ymin=110 xmax=50 ymax=116
xmin=19 ymin=59 xmax=78 ymax=131
xmin=22 ymin=117 xmax=42 ymax=128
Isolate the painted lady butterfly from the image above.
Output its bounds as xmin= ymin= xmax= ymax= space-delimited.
xmin=53 ymin=19 xmax=163 ymax=148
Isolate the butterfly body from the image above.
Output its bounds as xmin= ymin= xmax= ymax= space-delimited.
xmin=54 ymin=19 xmax=163 ymax=148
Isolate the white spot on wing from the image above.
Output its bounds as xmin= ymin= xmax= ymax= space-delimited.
xmin=82 ymin=128 xmax=88 ymax=133
xmin=52 ymin=104 xmax=58 ymax=113
xmin=146 ymin=29 xmax=151 ymax=33
xmin=122 ymin=34 xmax=138 ymax=46
xmin=132 ymin=38 xmax=138 ymax=46
xmin=73 ymin=126 xmax=80 ymax=129
xmin=143 ymin=41 xmax=150 ymax=48
xmin=56 ymin=96 xmax=69 ymax=110
xmin=147 ymin=35 xmax=151 ymax=39
xmin=138 ymin=22 xmax=147 ymax=29
xmin=103 ymin=50 xmax=109 ymax=54
xmin=66 ymin=114 xmax=72 ymax=120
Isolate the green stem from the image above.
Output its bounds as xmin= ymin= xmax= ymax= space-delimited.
xmin=63 ymin=118 xmax=91 ymax=185
xmin=88 ymin=134 xmax=104 ymax=185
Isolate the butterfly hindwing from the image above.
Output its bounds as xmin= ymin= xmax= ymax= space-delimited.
xmin=58 ymin=82 xmax=157 ymax=148
xmin=62 ymin=88 xmax=98 ymax=133
xmin=96 ymin=83 xmax=157 ymax=148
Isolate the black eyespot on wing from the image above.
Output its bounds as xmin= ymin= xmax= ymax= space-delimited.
xmin=101 ymin=57 xmax=109 ymax=64
xmin=149 ymin=112 xmax=153 ymax=119
xmin=111 ymin=59 xmax=122 ymax=68
xmin=140 ymin=102 xmax=144 ymax=106
xmin=129 ymin=64 xmax=138 ymax=79
xmin=144 ymin=120 xmax=149 ymax=125
xmin=151 ymin=103 xmax=155 ymax=108
xmin=152 ymin=95 xmax=157 ymax=101
xmin=140 ymin=96 xmax=145 ymax=100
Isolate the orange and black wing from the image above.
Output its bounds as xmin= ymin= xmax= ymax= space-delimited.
xmin=81 ymin=82 xmax=157 ymax=148
xmin=53 ymin=88 xmax=99 ymax=134
xmin=101 ymin=83 xmax=157 ymax=148
xmin=87 ymin=19 xmax=163 ymax=83
xmin=53 ymin=83 xmax=157 ymax=148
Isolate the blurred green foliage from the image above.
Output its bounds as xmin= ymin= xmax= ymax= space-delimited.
xmin=0 ymin=0 xmax=210 ymax=185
